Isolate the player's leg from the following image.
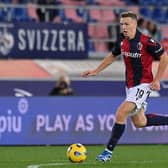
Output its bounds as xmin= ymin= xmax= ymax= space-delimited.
xmin=96 ymin=100 xmax=136 ymax=162
xmin=131 ymin=107 xmax=147 ymax=128
xmin=131 ymin=107 xmax=168 ymax=128
xmin=106 ymin=101 xmax=136 ymax=149
xmin=97 ymin=83 xmax=151 ymax=162
xmin=145 ymin=113 xmax=168 ymax=126
xmin=107 ymin=83 xmax=148 ymax=150
xmin=131 ymin=92 xmax=168 ymax=127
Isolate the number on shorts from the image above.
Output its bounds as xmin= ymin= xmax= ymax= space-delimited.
xmin=135 ymin=88 xmax=144 ymax=100
xmin=135 ymin=88 xmax=151 ymax=100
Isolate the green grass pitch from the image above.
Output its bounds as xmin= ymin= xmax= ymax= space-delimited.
xmin=0 ymin=145 xmax=167 ymax=168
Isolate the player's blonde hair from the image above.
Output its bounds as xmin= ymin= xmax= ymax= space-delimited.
xmin=120 ymin=11 xmax=137 ymax=21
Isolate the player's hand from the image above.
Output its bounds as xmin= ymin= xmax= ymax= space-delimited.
xmin=150 ymin=79 xmax=160 ymax=91
xmin=81 ymin=70 xmax=98 ymax=78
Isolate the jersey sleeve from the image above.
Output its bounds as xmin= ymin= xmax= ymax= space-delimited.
xmin=111 ymin=34 xmax=122 ymax=57
xmin=146 ymin=38 xmax=164 ymax=60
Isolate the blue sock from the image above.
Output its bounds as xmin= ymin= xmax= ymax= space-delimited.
xmin=107 ymin=123 xmax=125 ymax=151
xmin=146 ymin=114 xmax=168 ymax=126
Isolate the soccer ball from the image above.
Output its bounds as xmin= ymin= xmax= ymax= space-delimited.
xmin=66 ymin=143 xmax=87 ymax=163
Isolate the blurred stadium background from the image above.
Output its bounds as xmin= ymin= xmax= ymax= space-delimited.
xmin=0 ymin=0 xmax=167 ymax=94
xmin=0 ymin=0 xmax=168 ymax=167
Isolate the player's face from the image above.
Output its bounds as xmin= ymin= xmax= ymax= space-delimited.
xmin=120 ymin=17 xmax=137 ymax=39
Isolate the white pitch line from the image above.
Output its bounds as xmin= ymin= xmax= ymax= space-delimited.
xmin=27 ymin=159 xmax=168 ymax=168
xmin=27 ymin=162 xmax=70 ymax=168
xmin=27 ymin=162 xmax=97 ymax=168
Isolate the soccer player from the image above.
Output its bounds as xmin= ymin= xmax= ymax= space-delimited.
xmin=81 ymin=11 xmax=168 ymax=162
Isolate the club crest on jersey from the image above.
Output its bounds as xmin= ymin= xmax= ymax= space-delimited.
xmin=137 ymin=42 xmax=143 ymax=50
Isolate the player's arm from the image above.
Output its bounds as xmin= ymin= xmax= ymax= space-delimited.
xmin=150 ymin=52 xmax=168 ymax=90
xmin=81 ymin=34 xmax=122 ymax=78
xmin=81 ymin=53 xmax=116 ymax=77
xmin=154 ymin=52 xmax=168 ymax=81
xmin=147 ymin=38 xmax=168 ymax=90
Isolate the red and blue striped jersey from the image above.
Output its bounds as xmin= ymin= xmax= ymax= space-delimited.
xmin=112 ymin=30 xmax=164 ymax=88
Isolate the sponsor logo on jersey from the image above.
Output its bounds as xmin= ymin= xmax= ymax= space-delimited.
xmin=122 ymin=51 xmax=142 ymax=58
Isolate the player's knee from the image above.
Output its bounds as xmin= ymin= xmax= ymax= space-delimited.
xmin=115 ymin=113 xmax=127 ymax=123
